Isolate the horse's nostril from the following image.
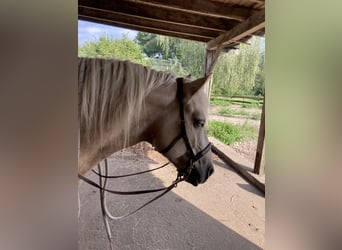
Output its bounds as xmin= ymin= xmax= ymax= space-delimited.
xmin=207 ymin=166 xmax=214 ymax=177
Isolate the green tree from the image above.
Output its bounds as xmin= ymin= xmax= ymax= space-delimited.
xmin=177 ymin=40 xmax=205 ymax=79
xmin=135 ymin=33 xmax=206 ymax=78
xmin=156 ymin=35 xmax=180 ymax=59
xmin=135 ymin=32 xmax=163 ymax=57
xmin=212 ymin=37 xmax=263 ymax=96
xmin=78 ymin=35 xmax=151 ymax=66
xmin=155 ymin=35 xmax=205 ymax=78
xmin=135 ymin=32 xmax=155 ymax=47
xmin=253 ymin=51 xmax=265 ymax=96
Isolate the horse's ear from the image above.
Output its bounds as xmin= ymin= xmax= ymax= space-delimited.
xmin=183 ymin=76 xmax=208 ymax=102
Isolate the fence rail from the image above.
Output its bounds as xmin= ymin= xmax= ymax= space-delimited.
xmin=211 ymin=95 xmax=264 ymax=104
xmin=231 ymin=95 xmax=264 ymax=101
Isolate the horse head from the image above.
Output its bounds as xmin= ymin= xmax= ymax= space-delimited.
xmin=148 ymin=76 xmax=214 ymax=186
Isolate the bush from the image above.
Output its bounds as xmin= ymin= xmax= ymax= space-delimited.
xmin=207 ymin=121 xmax=258 ymax=145
xmin=78 ymin=35 xmax=152 ymax=66
xmin=207 ymin=121 xmax=242 ymax=145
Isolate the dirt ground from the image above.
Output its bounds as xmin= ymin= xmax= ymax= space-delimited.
xmin=209 ymin=105 xmax=261 ymax=130
xmin=209 ymin=104 xmax=261 ymax=163
xmin=78 ymin=142 xmax=265 ymax=250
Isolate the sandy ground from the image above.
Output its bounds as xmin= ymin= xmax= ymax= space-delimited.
xmin=209 ymin=105 xmax=261 ymax=130
xmin=209 ymin=115 xmax=260 ymax=129
xmin=209 ymin=105 xmax=261 ymax=163
xmin=78 ymin=143 xmax=265 ymax=250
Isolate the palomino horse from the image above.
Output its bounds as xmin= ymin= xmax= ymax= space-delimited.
xmin=78 ymin=57 xmax=214 ymax=186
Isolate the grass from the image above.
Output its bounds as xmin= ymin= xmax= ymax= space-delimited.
xmin=251 ymin=113 xmax=261 ymax=120
xmin=241 ymin=102 xmax=263 ymax=109
xmin=218 ymin=108 xmax=249 ymax=117
xmin=207 ymin=121 xmax=257 ymax=145
xmin=217 ymin=107 xmax=261 ymax=120
xmin=210 ymin=98 xmax=231 ymax=106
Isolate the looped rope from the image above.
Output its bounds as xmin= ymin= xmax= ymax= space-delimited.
xmin=78 ymin=162 xmax=181 ymax=196
xmin=91 ymin=161 xmax=170 ymax=178
xmin=79 ymin=158 xmax=185 ymax=250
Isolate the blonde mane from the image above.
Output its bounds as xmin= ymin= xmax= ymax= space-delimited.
xmin=78 ymin=57 xmax=176 ymax=146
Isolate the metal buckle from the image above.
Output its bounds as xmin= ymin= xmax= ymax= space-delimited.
xmin=187 ymin=160 xmax=194 ymax=174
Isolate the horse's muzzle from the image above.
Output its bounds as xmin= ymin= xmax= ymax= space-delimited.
xmin=186 ymin=164 xmax=214 ymax=186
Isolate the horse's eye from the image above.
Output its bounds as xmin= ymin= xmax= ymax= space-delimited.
xmin=194 ymin=119 xmax=205 ymax=128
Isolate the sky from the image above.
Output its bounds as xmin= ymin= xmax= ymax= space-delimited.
xmin=78 ymin=20 xmax=138 ymax=46
xmin=78 ymin=20 xmax=265 ymax=51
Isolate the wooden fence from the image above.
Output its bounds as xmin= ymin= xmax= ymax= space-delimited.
xmin=211 ymin=95 xmax=264 ymax=105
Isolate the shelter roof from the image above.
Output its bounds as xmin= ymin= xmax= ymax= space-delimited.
xmin=79 ymin=0 xmax=265 ymax=51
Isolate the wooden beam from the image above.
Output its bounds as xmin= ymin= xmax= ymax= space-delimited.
xmin=205 ymin=48 xmax=222 ymax=77
xmin=212 ymin=145 xmax=265 ymax=194
xmin=203 ymin=48 xmax=222 ymax=98
xmin=128 ymin=0 xmax=255 ymax=22
xmin=79 ymin=16 xmax=210 ymax=43
xmin=203 ymin=50 xmax=215 ymax=98
xmin=79 ymin=6 xmax=219 ymax=40
xmin=254 ymin=98 xmax=265 ymax=175
xmin=249 ymin=0 xmax=265 ymax=3
xmin=79 ymin=0 xmax=238 ymax=32
xmin=206 ymin=10 xmax=265 ymax=50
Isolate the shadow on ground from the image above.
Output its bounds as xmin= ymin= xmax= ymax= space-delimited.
xmin=79 ymin=145 xmax=263 ymax=250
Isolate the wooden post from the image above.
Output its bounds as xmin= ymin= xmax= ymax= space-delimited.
xmin=254 ymin=98 xmax=265 ymax=175
xmin=204 ymin=47 xmax=222 ymax=99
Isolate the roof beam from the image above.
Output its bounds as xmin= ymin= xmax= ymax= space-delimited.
xmin=79 ymin=16 xmax=209 ymax=43
xmin=249 ymin=0 xmax=265 ymax=3
xmin=206 ymin=10 xmax=265 ymax=50
xmin=79 ymin=0 xmax=238 ymax=32
xmin=79 ymin=6 xmax=219 ymax=40
xmin=127 ymin=0 xmax=255 ymax=22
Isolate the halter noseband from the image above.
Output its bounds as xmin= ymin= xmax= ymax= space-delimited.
xmin=159 ymin=78 xmax=211 ymax=178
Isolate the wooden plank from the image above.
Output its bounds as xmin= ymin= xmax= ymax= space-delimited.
xmin=79 ymin=0 xmax=238 ymax=32
xmin=249 ymin=0 xmax=265 ymax=3
xmin=79 ymin=16 xmax=210 ymax=43
xmin=254 ymin=98 xmax=265 ymax=174
xmin=203 ymin=48 xmax=222 ymax=99
xmin=211 ymin=144 xmax=265 ymax=194
xmin=129 ymin=0 xmax=255 ymax=21
xmin=206 ymin=10 xmax=265 ymax=50
xmin=205 ymin=48 xmax=222 ymax=77
xmin=204 ymin=50 xmax=214 ymax=98
xmin=79 ymin=7 xmax=219 ymax=39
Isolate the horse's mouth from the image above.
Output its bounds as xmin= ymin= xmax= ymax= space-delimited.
xmin=184 ymin=165 xmax=214 ymax=187
xmin=186 ymin=173 xmax=199 ymax=186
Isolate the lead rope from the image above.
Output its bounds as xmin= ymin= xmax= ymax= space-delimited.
xmin=98 ymin=161 xmax=114 ymax=250
xmin=96 ymin=159 xmax=184 ymax=219
xmin=88 ymin=158 xmax=184 ymax=250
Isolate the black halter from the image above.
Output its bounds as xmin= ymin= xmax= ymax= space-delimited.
xmin=159 ymin=78 xmax=211 ymax=178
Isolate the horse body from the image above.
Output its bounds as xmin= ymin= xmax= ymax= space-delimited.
xmin=78 ymin=57 xmax=213 ymax=185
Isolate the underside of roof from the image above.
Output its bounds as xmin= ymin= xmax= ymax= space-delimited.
xmin=78 ymin=0 xmax=265 ymax=51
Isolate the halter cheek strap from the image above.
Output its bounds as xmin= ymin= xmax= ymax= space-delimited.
xmin=158 ymin=78 xmax=211 ymax=176
xmin=159 ymin=134 xmax=182 ymax=154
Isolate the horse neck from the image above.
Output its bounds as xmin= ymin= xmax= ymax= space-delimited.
xmin=111 ymin=83 xmax=177 ymax=145
xmin=78 ymin=83 xmax=177 ymax=175
xmin=141 ymin=83 xmax=178 ymax=145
